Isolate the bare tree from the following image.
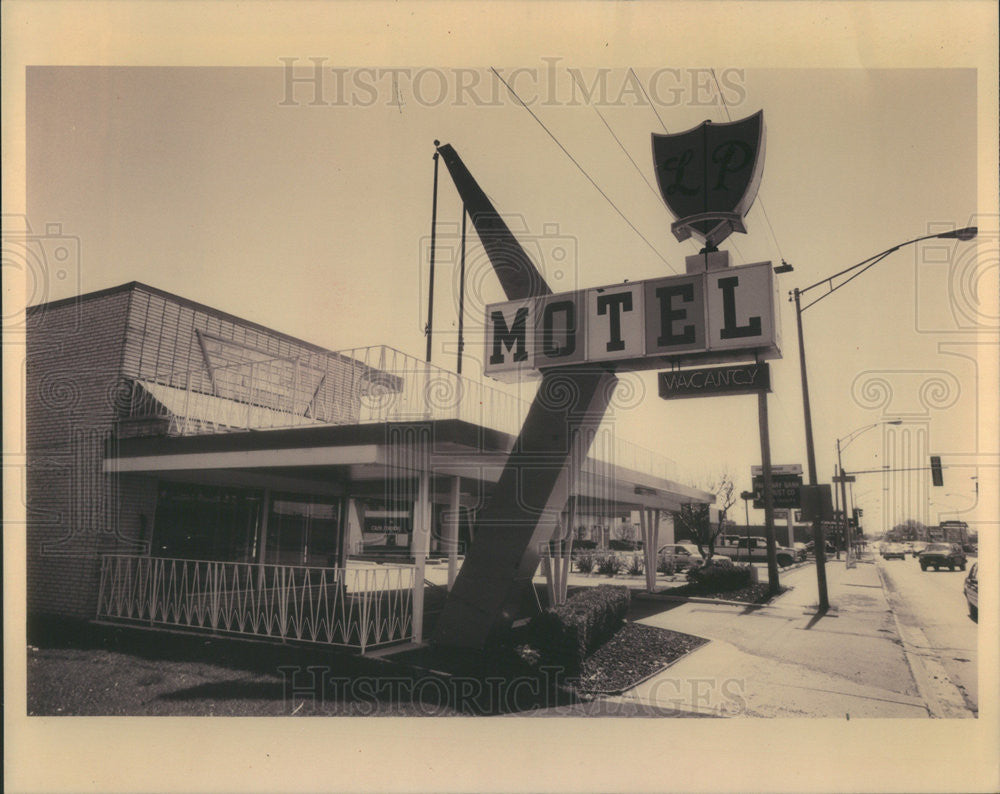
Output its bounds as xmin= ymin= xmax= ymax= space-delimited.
xmin=612 ymin=520 xmax=636 ymax=544
xmin=673 ymin=468 xmax=738 ymax=559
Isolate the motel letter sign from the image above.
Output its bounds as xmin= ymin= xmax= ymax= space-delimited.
xmin=485 ymin=261 xmax=779 ymax=381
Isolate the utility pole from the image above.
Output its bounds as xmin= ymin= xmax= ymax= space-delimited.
xmin=425 ymin=142 xmax=441 ymax=363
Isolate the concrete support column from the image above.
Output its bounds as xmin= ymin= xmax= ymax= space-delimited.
xmin=257 ymin=489 xmax=271 ymax=574
xmin=412 ymin=468 xmax=432 ymax=643
xmin=641 ymin=508 xmax=661 ymax=592
xmin=447 ymin=476 xmax=460 ymax=591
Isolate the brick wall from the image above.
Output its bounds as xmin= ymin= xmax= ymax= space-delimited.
xmin=26 ymin=289 xmax=132 ymax=619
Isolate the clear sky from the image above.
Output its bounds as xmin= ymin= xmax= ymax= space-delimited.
xmin=24 ymin=63 xmax=993 ymax=536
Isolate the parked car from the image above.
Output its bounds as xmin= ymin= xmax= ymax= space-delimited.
xmin=918 ymin=542 xmax=967 ymax=572
xmin=964 ymin=562 xmax=978 ymax=620
xmin=715 ymin=536 xmax=798 ymax=567
xmin=882 ymin=543 xmax=906 ymax=560
xmin=793 ymin=542 xmax=809 ymax=561
xmin=805 ymin=540 xmax=838 ymax=556
xmin=656 ymin=543 xmax=700 ymax=571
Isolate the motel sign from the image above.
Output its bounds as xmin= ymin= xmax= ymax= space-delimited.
xmin=485 ymin=260 xmax=780 ymax=381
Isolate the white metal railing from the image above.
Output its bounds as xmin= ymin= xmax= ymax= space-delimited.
xmin=123 ymin=343 xmax=680 ymax=483
xmin=95 ymin=554 xmax=415 ymax=652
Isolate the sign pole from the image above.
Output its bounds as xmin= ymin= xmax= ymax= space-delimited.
xmin=757 ymin=389 xmax=780 ymax=593
xmin=837 ymin=438 xmax=855 ymax=569
xmin=740 ymin=491 xmax=753 ymax=562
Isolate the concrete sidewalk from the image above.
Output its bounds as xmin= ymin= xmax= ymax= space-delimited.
xmin=602 ymin=560 xmax=967 ymax=718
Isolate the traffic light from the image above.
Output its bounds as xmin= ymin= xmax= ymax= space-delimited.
xmin=930 ymin=455 xmax=943 ymax=487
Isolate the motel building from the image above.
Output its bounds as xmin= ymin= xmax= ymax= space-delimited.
xmin=25 ymin=282 xmax=713 ymax=653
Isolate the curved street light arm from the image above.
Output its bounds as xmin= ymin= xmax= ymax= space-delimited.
xmin=794 ymin=227 xmax=977 ymax=313
xmin=838 ymin=420 xmax=899 ymax=454
xmin=799 ymin=250 xmax=897 ymax=312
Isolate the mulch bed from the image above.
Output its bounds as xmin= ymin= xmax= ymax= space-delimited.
xmin=571 ymin=622 xmax=708 ymax=694
xmin=658 ymin=582 xmax=782 ymax=604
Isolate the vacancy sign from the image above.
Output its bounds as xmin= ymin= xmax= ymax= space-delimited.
xmin=658 ymin=362 xmax=770 ymax=400
xmin=485 ymin=261 xmax=779 ymax=381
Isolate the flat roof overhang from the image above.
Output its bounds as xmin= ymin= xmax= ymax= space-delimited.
xmin=105 ymin=419 xmax=713 ymax=511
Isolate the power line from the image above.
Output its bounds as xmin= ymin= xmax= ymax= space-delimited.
xmin=711 ymin=68 xmax=786 ymax=265
xmin=630 ymin=67 xmax=669 ymax=134
xmin=589 ymin=100 xmax=661 ymax=202
xmin=490 ymin=66 xmax=675 ymax=272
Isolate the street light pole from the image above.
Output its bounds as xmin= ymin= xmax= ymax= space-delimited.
xmin=790 ymin=226 xmax=976 ymax=609
xmin=793 ymin=286 xmax=829 ymax=608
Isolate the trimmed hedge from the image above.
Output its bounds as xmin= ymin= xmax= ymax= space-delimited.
xmin=608 ymin=539 xmax=642 ymax=551
xmin=529 ymin=585 xmax=630 ymax=673
xmin=685 ymin=556 xmax=753 ymax=591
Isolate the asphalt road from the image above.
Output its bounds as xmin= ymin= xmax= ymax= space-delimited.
xmin=877 ymin=552 xmax=978 ymax=714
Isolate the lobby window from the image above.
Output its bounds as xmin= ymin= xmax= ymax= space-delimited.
xmin=152 ymin=483 xmax=262 ymax=562
xmin=265 ymin=495 xmax=342 ymax=566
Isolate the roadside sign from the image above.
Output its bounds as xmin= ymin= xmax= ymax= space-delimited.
xmin=752 ymin=464 xmax=803 ymax=477
xmin=658 ymin=362 xmax=770 ymax=400
xmin=752 ymin=475 xmax=801 ymax=509
xmin=800 ymin=484 xmax=834 ymax=522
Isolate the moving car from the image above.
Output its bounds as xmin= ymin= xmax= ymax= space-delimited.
xmin=964 ymin=562 xmax=978 ymax=620
xmin=910 ymin=542 xmax=927 ymax=557
xmin=918 ymin=542 xmax=967 ymax=572
xmin=882 ymin=543 xmax=906 ymax=560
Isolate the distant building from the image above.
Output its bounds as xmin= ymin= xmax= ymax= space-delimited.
xmin=938 ymin=520 xmax=969 ymax=544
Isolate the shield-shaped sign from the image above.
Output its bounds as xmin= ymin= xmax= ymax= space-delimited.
xmin=652 ymin=110 xmax=766 ymax=248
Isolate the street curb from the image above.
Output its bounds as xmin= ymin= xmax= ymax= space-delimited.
xmin=633 ymin=588 xmax=792 ymax=609
xmin=875 ymin=564 xmax=973 ymax=718
xmin=591 ymin=641 xmax=734 ymax=718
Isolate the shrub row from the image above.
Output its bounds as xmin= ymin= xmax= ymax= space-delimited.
xmin=528 ymin=585 xmax=631 ymax=673
xmin=685 ymin=556 xmax=753 ymax=591
xmin=573 ymin=551 xmax=679 ymax=576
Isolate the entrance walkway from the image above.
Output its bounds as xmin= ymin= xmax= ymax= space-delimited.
xmin=612 ymin=561 xmax=933 ymax=717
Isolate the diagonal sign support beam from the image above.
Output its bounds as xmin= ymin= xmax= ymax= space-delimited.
xmin=431 ymin=143 xmax=617 ymax=650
